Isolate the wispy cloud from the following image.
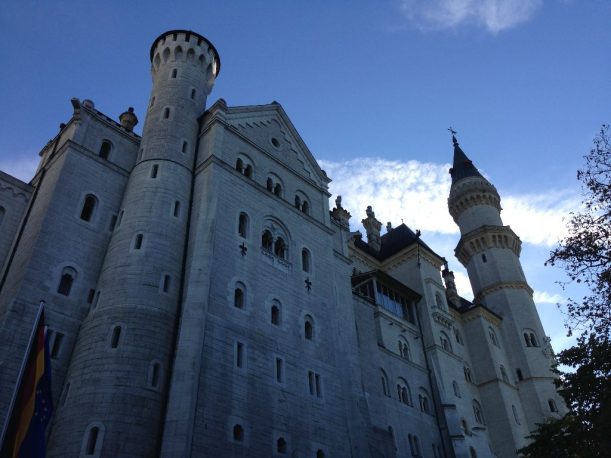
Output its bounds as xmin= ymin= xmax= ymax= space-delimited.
xmin=399 ymin=0 xmax=543 ymax=33
xmin=319 ymin=157 xmax=577 ymax=248
xmin=533 ymin=290 xmax=565 ymax=304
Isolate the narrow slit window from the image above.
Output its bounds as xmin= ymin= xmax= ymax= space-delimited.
xmin=315 ymin=374 xmax=321 ymax=397
xmin=57 ymin=267 xmax=76 ymax=296
xmin=191 ymin=89 xmax=196 ymax=99
xmin=181 ymin=141 xmax=188 ymax=154
xmin=275 ymin=357 xmax=284 ymax=383
xmin=238 ymin=213 xmax=248 ymax=238
xmin=110 ymin=326 xmax=121 ymax=349
xmin=308 ymin=371 xmax=315 ymax=395
xmin=236 ymin=342 xmax=244 ymax=368
xmin=171 ymin=68 xmax=177 ymax=78
xmin=233 ymin=424 xmax=244 ymax=442
xmin=271 ymin=305 xmax=280 ymax=325
xmin=234 ymin=287 xmax=244 ymax=309
xmin=162 ymin=274 xmax=171 ymax=293
xmin=151 ymin=362 xmax=160 ymax=388
xmin=481 ymin=253 xmax=487 ymax=263
xmin=50 ymin=332 xmax=64 ymax=359
xmin=173 ymin=201 xmax=181 ymax=218
xmin=109 ymin=214 xmax=117 ymax=232
xmin=85 ymin=426 xmax=99 ymax=455
xmin=87 ymin=288 xmax=95 ymax=304
xmin=151 ymin=164 xmax=158 ymax=178
xmin=164 ymin=107 xmax=170 ymax=119
xmin=277 ymin=437 xmax=287 ymax=454
xmin=134 ymin=234 xmax=144 ymax=250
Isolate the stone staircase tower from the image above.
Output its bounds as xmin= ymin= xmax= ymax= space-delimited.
xmin=47 ymin=30 xmax=220 ymax=457
xmin=447 ymin=135 xmax=564 ymax=434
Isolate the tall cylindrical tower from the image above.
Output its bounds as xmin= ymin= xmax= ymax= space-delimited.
xmin=47 ymin=30 xmax=220 ymax=457
xmin=447 ymin=136 xmax=564 ymax=434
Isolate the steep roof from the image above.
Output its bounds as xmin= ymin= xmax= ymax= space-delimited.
xmin=353 ymin=223 xmax=440 ymax=261
xmin=449 ymin=135 xmax=484 ymax=184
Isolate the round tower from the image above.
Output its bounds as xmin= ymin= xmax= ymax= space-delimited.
xmin=47 ymin=31 xmax=220 ymax=457
xmin=447 ymin=136 xmax=564 ymax=433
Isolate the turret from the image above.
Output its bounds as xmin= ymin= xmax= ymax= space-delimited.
xmin=47 ymin=30 xmax=220 ymax=457
xmin=446 ymin=135 xmax=565 ymax=448
xmin=361 ymin=205 xmax=382 ymax=251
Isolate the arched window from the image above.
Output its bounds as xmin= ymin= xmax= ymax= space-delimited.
xmin=233 ymin=424 xmax=244 ymax=442
xmin=171 ymin=68 xmax=177 ymax=78
xmin=234 ymin=286 xmax=245 ymax=309
xmin=163 ymin=107 xmax=170 ymax=119
xmin=80 ymin=194 xmax=97 ymax=222
xmin=440 ymin=332 xmax=452 ymax=352
xmin=110 ymin=326 xmax=122 ymax=349
xmin=418 ymin=388 xmax=430 ymax=413
xmin=301 ymin=200 xmax=309 ymax=215
xmin=0 ymin=206 xmax=4 ymax=227
xmin=276 ymin=437 xmax=287 ymax=454
xmin=530 ymin=333 xmax=539 ymax=347
xmin=271 ymin=301 xmax=281 ymax=325
xmin=274 ymin=237 xmax=287 ymax=259
xmin=316 ymin=450 xmax=325 ymax=458
xmin=453 ymin=380 xmax=461 ymax=398
xmin=273 ymin=183 xmax=282 ymax=196
xmin=99 ymin=141 xmax=112 ymax=160
xmin=470 ymin=446 xmax=478 ymax=458
xmin=397 ymin=379 xmax=411 ymax=405
xmin=455 ymin=328 xmax=463 ymax=344
xmin=262 ymin=230 xmax=273 ymax=251
xmin=489 ymin=327 xmax=499 ymax=347
xmin=398 ymin=337 xmax=410 ymax=360
xmin=149 ymin=361 xmax=161 ymax=389
xmin=238 ymin=213 xmax=249 ymax=238
xmin=516 ymin=368 xmax=524 ymax=381
xmin=266 ymin=178 xmax=273 ymax=191
xmin=512 ymin=405 xmax=520 ymax=424
xmin=236 ymin=158 xmax=244 ymax=173
xmin=301 ymin=248 xmax=311 ymax=272
xmin=57 ymin=266 xmax=76 ymax=296
xmin=84 ymin=425 xmax=102 ymax=455
xmin=500 ymin=365 xmax=509 ymax=383
xmin=408 ymin=434 xmax=421 ymax=457
xmin=473 ymin=400 xmax=485 ymax=424
xmin=548 ymin=399 xmax=558 ymax=413
xmin=380 ymin=369 xmax=390 ymax=396
xmin=304 ymin=315 xmax=314 ymax=340
xmin=464 ymin=366 xmax=473 ymax=383
xmin=294 ymin=195 xmax=301 ymax=209
xmin=244 ymin=165 xmax=253 ymax=178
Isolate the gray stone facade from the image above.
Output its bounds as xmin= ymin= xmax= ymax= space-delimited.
xmin=0 ymin=30 xmax=564 ymax=457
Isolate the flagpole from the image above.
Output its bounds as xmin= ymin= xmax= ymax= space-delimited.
xmin=0 ymin=300 xmax=45 ymax=451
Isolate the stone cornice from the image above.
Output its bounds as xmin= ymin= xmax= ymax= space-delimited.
xmin=448 ymin=176 xmax=501 ymax=222
xmin=474 ymin=280 xmax=533 ymax=304
xmin=454 ymin=225 xmax=522 ymax=266
xmin=432 ymin=310 xmax=454 ymax=329
xmin=460 ymin=304 xmax=502 ymax=326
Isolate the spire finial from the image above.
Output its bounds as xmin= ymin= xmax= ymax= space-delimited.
xmin=448 ymin=127 xmax=458 ymax=146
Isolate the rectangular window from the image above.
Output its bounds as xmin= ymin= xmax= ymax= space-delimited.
xmin=87 ymin=289 xmax=95 ymax=304
xmin=50 ymin=331 xmax=64 ymax=359
xmin=151 ymin=164 xmax=158 ymax=178
xmin=173 ymin=201 xmax=181 ymax=218
xmin=308 ymin=371 xmax=315 ymax=395
xmin=134 ymin=234 xmax=143 ymax=250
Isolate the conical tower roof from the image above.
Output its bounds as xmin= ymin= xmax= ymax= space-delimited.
xmin=449 ymin=135 xmax=483 ymax=184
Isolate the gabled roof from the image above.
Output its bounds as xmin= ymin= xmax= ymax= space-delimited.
xmin=449 ymin=135 xmax=484 ymax=184
xmin=353 ymin=223 xmax=441 ymax=261
xmin=206 ymin=99 xmax=330 ymax=185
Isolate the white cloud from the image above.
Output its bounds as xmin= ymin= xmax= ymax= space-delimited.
xmin=533 ymin=290 xmax=564 ymax=304
xmin=453 ymin=270 xmax=473 ymax=300
xmin=399 ymin=0 xmax=543 ymax=33
xmin=319 ymin=157 xmax=577 ymax=248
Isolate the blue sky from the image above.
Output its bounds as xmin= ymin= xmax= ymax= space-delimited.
xmin=1 ymin=0 xmax=609 ymax=351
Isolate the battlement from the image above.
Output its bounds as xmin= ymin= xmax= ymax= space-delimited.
xmin=150 ymin=29 xmax=220 ymax=78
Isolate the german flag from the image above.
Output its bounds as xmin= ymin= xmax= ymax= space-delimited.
xmin=1 ymin=308 xmax=53 ymax=458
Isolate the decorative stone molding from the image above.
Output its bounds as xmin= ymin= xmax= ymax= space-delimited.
xmin=432 ymin=311 xmax=454 ymax=329
xmin=448 ymin=176 xmax=501 ymax=222
xmin=455 ymin=225 xmax=522 ymax=266
xmin=473 ymin=280 xmax=533 ymax=304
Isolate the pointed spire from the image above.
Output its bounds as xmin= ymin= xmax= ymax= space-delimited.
xmin=448 ymin=134 xmax=484 ymax=184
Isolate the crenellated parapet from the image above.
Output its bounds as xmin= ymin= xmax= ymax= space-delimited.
xmin=454 ymin=225 xmax=521 ymax=266
xmin=448 ymin=175 xmax=501 ymax=223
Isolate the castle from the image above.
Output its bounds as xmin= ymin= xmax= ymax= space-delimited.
xmin=0 ymin=30 xmax=563 ymax=458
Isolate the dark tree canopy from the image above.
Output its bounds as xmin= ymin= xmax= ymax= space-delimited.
xmin=546 ymin=125 xmax=611 ymax=338
xmin=521 ymin=126 xmax=611 ymax=457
